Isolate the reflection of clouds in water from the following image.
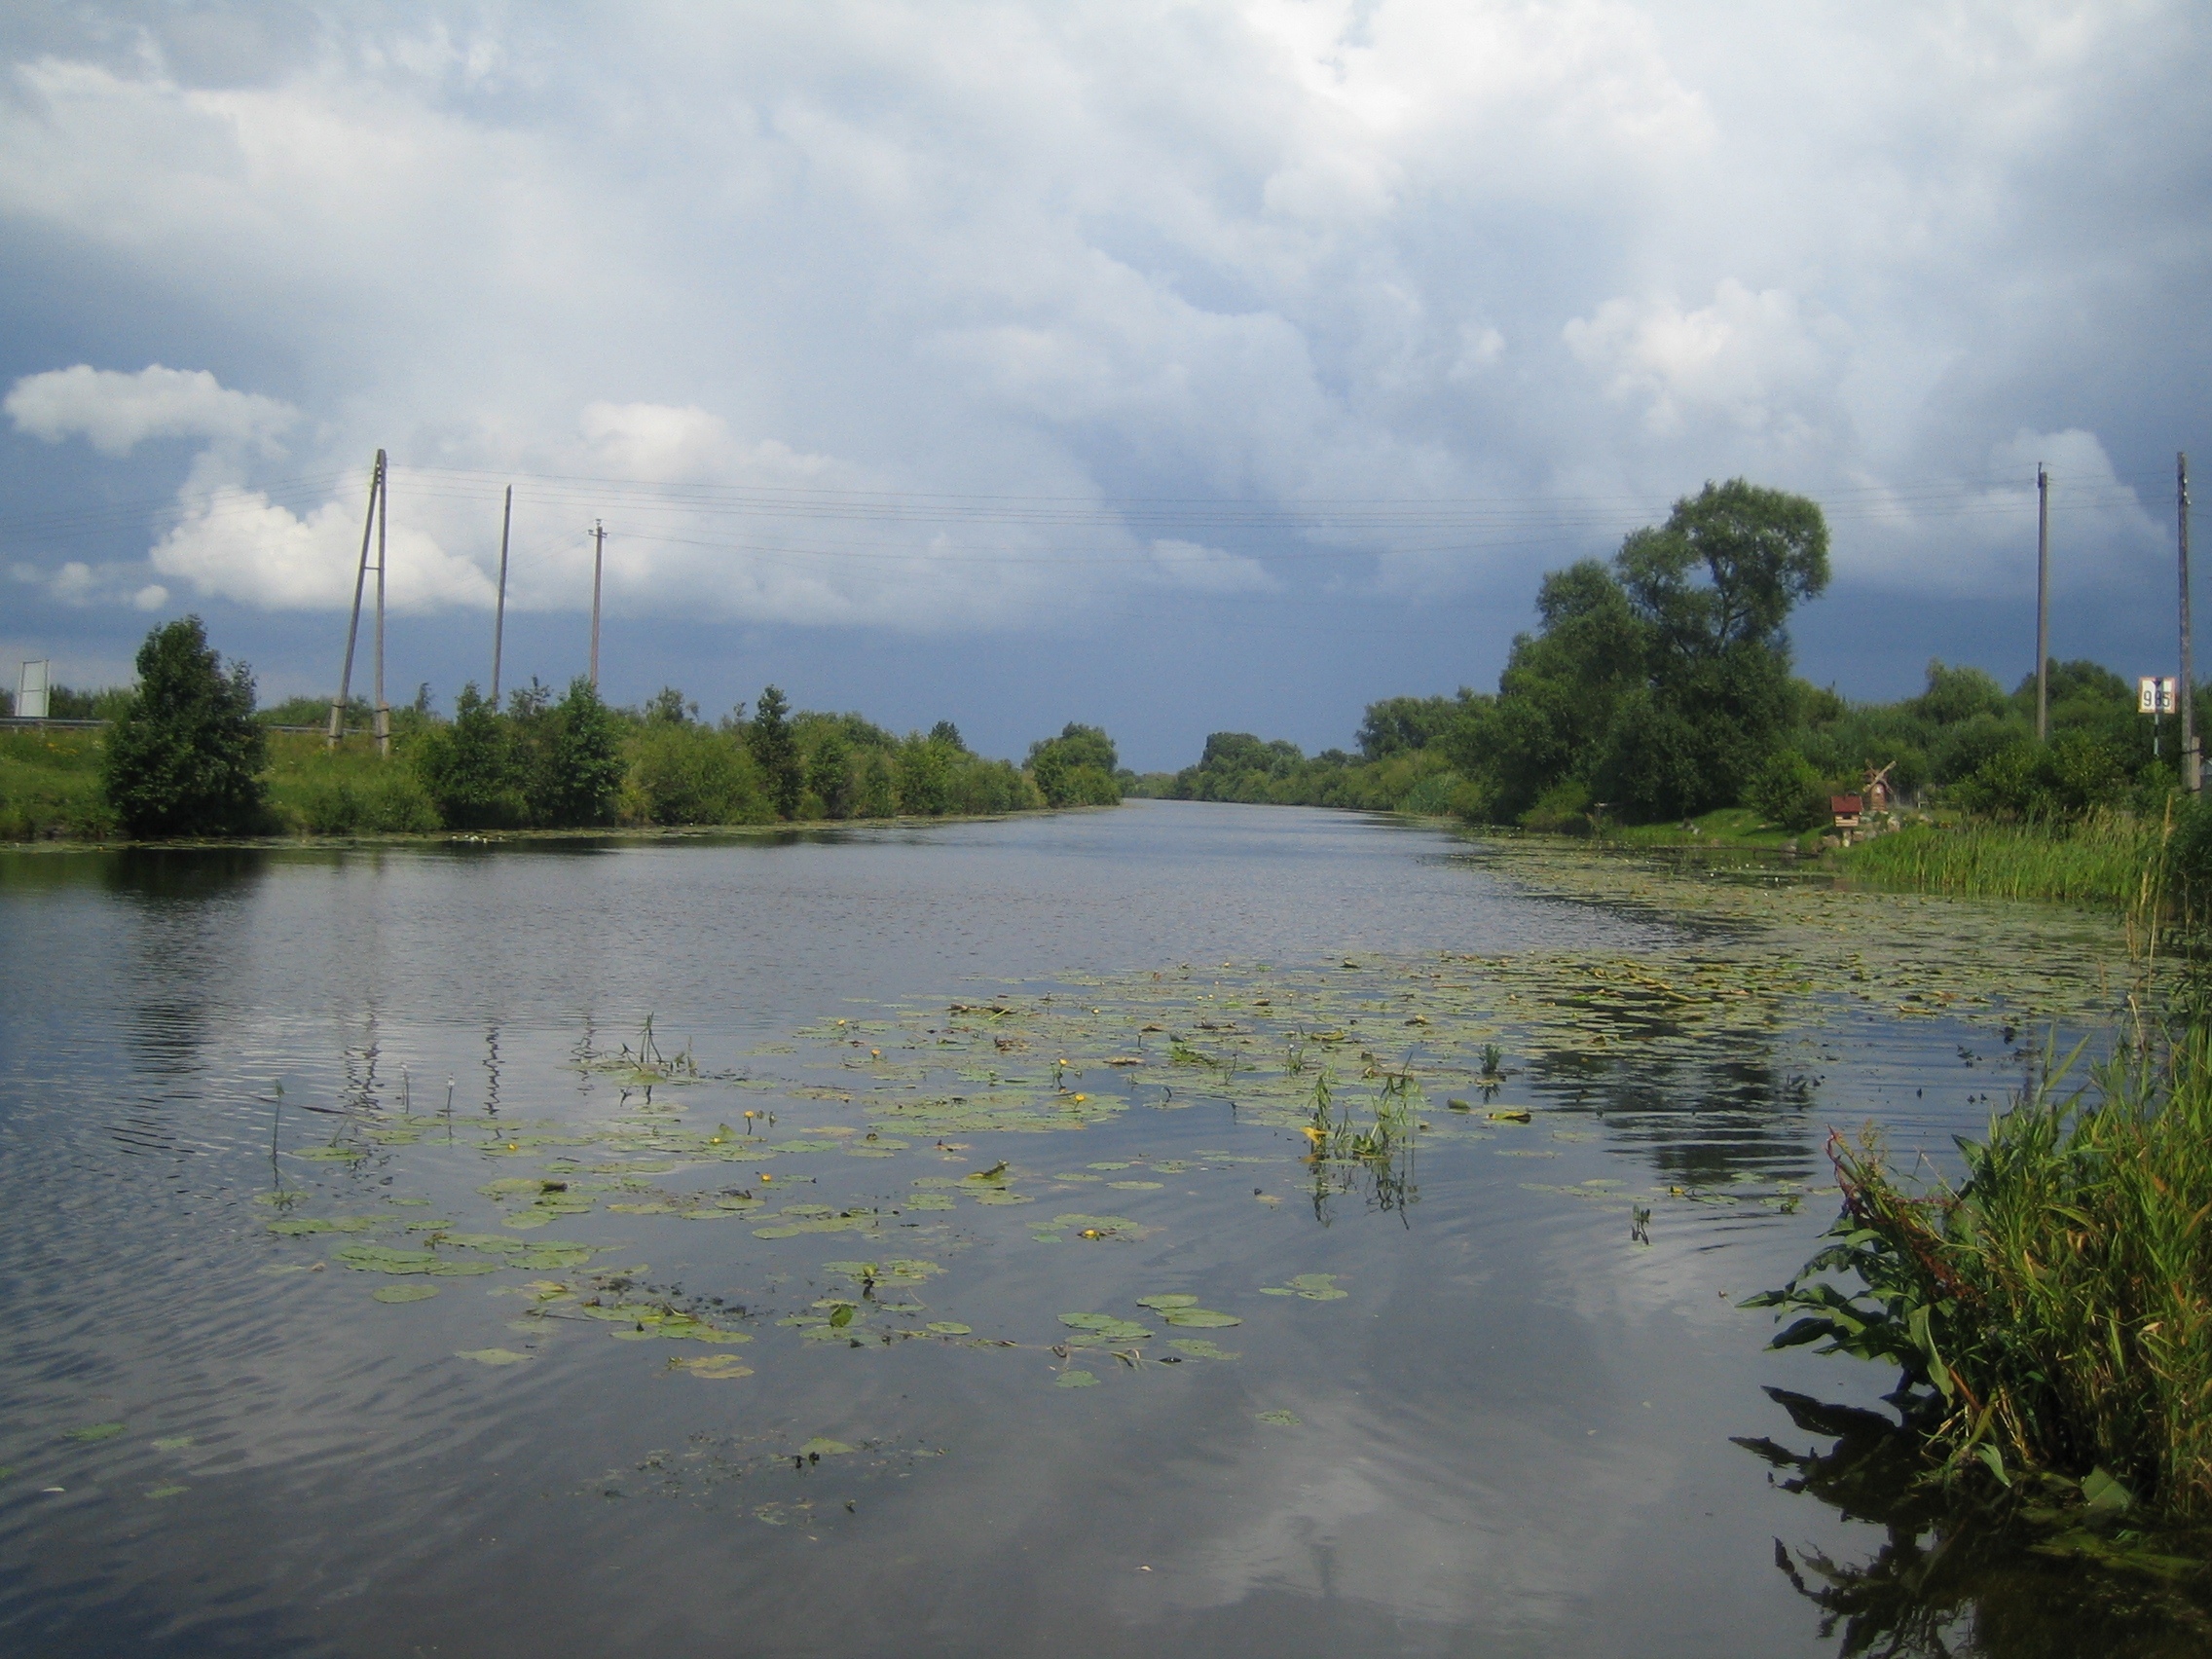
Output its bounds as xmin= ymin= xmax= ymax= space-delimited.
xmin=1106 ymin=1385 xmax=1678 ymax=1631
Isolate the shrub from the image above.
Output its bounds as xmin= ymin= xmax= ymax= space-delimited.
xmin=411 ymin=683 xmax=524 ymax=830
xmin=102 ymin=616 xmax=270 ymax=838
xmin=747 ymin=686 xmax=804 ymax=818
xmin=1747 ymin=748 xmax=1828 ymax=831
xmin=808 ymin=731 xmax=854 ymax=819
xmin=1749 ymin=1028 xmax=2212 ymax=1518
xmin=627 ymin=724 xmax=770 ymax=825
xmin=519 ymin=678 xmax=625 ymax=828
xmin=1520 ymin=776 xmax=1593 ymax=835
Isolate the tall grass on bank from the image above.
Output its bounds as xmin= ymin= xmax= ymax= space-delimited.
xmin=1749 ymin=1017 xmax=2212 ymax=1519
xmin=1832 ymin=813 xmax=2160 ymax=906
xmin=0 ymin=727 xmax=116 ymax=841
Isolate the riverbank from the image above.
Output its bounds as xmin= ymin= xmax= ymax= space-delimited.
xmin=2 ymin=722 xmax=1104 ymax=847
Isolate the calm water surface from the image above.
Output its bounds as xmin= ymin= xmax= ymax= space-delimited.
xmin=0 ymin=802 xmax=2130 ymax=1656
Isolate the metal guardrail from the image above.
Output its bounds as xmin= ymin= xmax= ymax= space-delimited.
xmin=3 ymin=719 xmax=350 ymax=732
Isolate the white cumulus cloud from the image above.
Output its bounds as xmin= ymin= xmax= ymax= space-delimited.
xmin=5 ymin=364 xmax=297 ymax=457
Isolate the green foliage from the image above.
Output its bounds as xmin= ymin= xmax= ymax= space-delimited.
xmin=642 ymin=685 xmax=697 ymax=725
xmin=1747 ymin=748 xmax=1829 ymax=832
xmin=516 ymin=678 xmax=626 ymax=828
xmin=101 ymin=617 xmax=270 ymax=838
xmin=1748 ymin=1023 xmax=2212 ymax=1519
xmin=929 ymin=719 xmax=967 ymax=753
xmin=808 ymin=730 xmax=855 ymax=819
xmin=0 ymin=726 xmax=117 ymax=840
xmin=747 ymin=685 xmax=804 ymax=819
xmin=1836 ymin=816 xmax=2163 ymax=907
xmin=279 ymin=762 xmax=440 ymax=835
xmin=625 ymin=722 xmax=771 ymax=826
xmin=1955 ymin=732 xmax=2133 ymax=822
xmin=858 ymin=749 xmax=899 ymax=818
xmin=1027 ymin=723 xmax=1123 ymax=807
xmin=411 ymin=683 xmax=524 ymax=830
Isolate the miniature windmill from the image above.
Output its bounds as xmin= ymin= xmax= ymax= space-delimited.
xmin=1863 ymin=760 xmax=1897 ymax=816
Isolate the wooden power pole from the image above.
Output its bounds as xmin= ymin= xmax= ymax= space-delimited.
xmin=491 ymin=484 xmax=512 ymax=706
xmin=589 ymin=518 xmax=606 ymax=689
xmin=373 ymin=457 xmax=389 ymax=757
xmin=2035 ymin=462 xmax=2050 ymax=744
xmin=2183 ymin=452 xmax=2199 ymax=793
xmin=329 ymin=450 xmax=386 ymax=747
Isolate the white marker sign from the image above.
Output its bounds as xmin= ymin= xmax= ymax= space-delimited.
xmin=2141 ymin=676 xmax=2179 ymax=715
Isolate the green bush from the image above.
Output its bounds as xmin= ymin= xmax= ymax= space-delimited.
xmin=515 ymin=678 xmax=625 ymax=828
xmin=102 ymin=616 xmax=270 ymax=838
xmin=1750 ymin=1026 xmax=2212 ymax=1518
xmin=285 ymin=770 xmax=439 ymax=835
xmin=1520 ymin=776 xmax=1594 ymax=835
xmin=747 ymin=686 xmax=804 ymax=819
xmin=807 ymin=730 xmax=855 ymax=819
xmin=858 ymin=750 xmax=899 ymax=818
xmin=1747 ymin=748 xmax=1828 ymax=831
xmin=626 ymin=723 xmax=770 ymax=825
xmin=1028 ymin=723 xmax=1123 ymax=807
xmin=411 ymin=683 xmax=524 ymax=830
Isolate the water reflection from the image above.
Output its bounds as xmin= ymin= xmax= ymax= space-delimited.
xmin=1743 ymin=1390 xmax=2212 ymax=1658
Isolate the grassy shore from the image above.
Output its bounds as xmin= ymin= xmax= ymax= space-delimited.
xmin=1751 ymin=1009 xmax=2212 ymax=1530
xmin=1830 ymin=815 xmax=2161 ymax=907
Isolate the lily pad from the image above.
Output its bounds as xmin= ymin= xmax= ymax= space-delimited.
xmin=372 ymin=1283 xmax=441 ymax=1304
xmin=1106 ymin=1180 xmax=1164 ymax=1191
xmin=670 ymin=1354 xmax=754 ymax=1380
xmin=336 ymin=1245 xmax=439 ymax=1274
xmin=1054 ymin=1369 xmax=1099 ymax=1388
xmin=925 ymin=1321 xmax=973 ymax=1335
xmin=1162 ymin=1307 xmax=1241 ymax=1328
xmin=1261 ymin=1273 xmax=1347 ymax=1301
xmin=456 ymin=1347 xmax=534 ymax=1367
xmin=1058 ymin=1312 xmax=1149 ymax=1344
xmin=1136 ymin=1294 xmax=1198 ymax=1310
xmin=1167 ymin=1339 xmax=1240 ymax=1360
xmin=798 ymin=1438 xmax=856 ymax=1456
xmin=63 ymin=1422 xmax=125 ymax=1443
xmin=1257 ymin=1410 xmax=1302 ymax=1426
xmin=145 ymin=1485 xmax=188 ymax=1500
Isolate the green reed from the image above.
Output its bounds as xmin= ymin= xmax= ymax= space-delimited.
xmin=1833 ymin=813 xmax=2162 ymax=907
xmin=1751 ymin=1017 xmax=2212 ymax=1518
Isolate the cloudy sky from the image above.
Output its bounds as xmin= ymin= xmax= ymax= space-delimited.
xmin=2 ymin=2 xmax=2206 ymax=768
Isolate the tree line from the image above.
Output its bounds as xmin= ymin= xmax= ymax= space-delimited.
xmin=1138 ymin=478 xmax=2194 ymax=831
xmin=51 ymin=616 xmax=1124 ymax=840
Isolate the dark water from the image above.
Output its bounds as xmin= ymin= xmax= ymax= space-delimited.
xmin=0 ymin=802 xmax=2161 ymax=1657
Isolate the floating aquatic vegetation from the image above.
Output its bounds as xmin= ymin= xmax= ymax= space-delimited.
xmin=925 ymin=1322 xmax=972 ymax=1335
xmin=266 ymin=1215 xmax=380 ymax=1235
xmin=456 ymin=1347 xmax=533 ymax=1366
xmin=1161 ymin=1307 xmax=1240 ymax=1328
xmin=1261 ymin=1274 xmax=1347 ymax=1301
xmin=1054 ymin=1370 xmax=1099 ymax=1388
xmin=1058 ymin=1312 xmax=1149 ymax=1346
xmin=670 ymin=1354 xmax=754 ymax=1379
xmin=145 ymin=1485 xmax=187 ymax=1500
xmin=372 ymin=1283 xmax=440 ymax=1304
xmin=152 ymin=1436 xmax=193 ymax=1452
xmin=1167 ymin=1340 xmax=1239 ymax=1361
xmin=64 ymin=1422 xmax=125 ymax=1443
xmin=1256 ymin=1410 xmax=1302 ymax=1426
xmin=797 ymin=1438 xmax=856 ymax=1456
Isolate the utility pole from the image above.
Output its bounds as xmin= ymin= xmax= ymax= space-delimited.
xmin=2183 ymin=452 xmax=2199 ymax=793
xmin=491 ymin=484 xmax=511 ymax=707
xmin=329 ymin=450 xmax=386 ymax=747
xmin=589 ymin=518 xmax=606 ymax=690
xmin=373 ymin=458 xmax=390 ymax=758
xmin=2035 ymin=462 xmax=2050 ymax=744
